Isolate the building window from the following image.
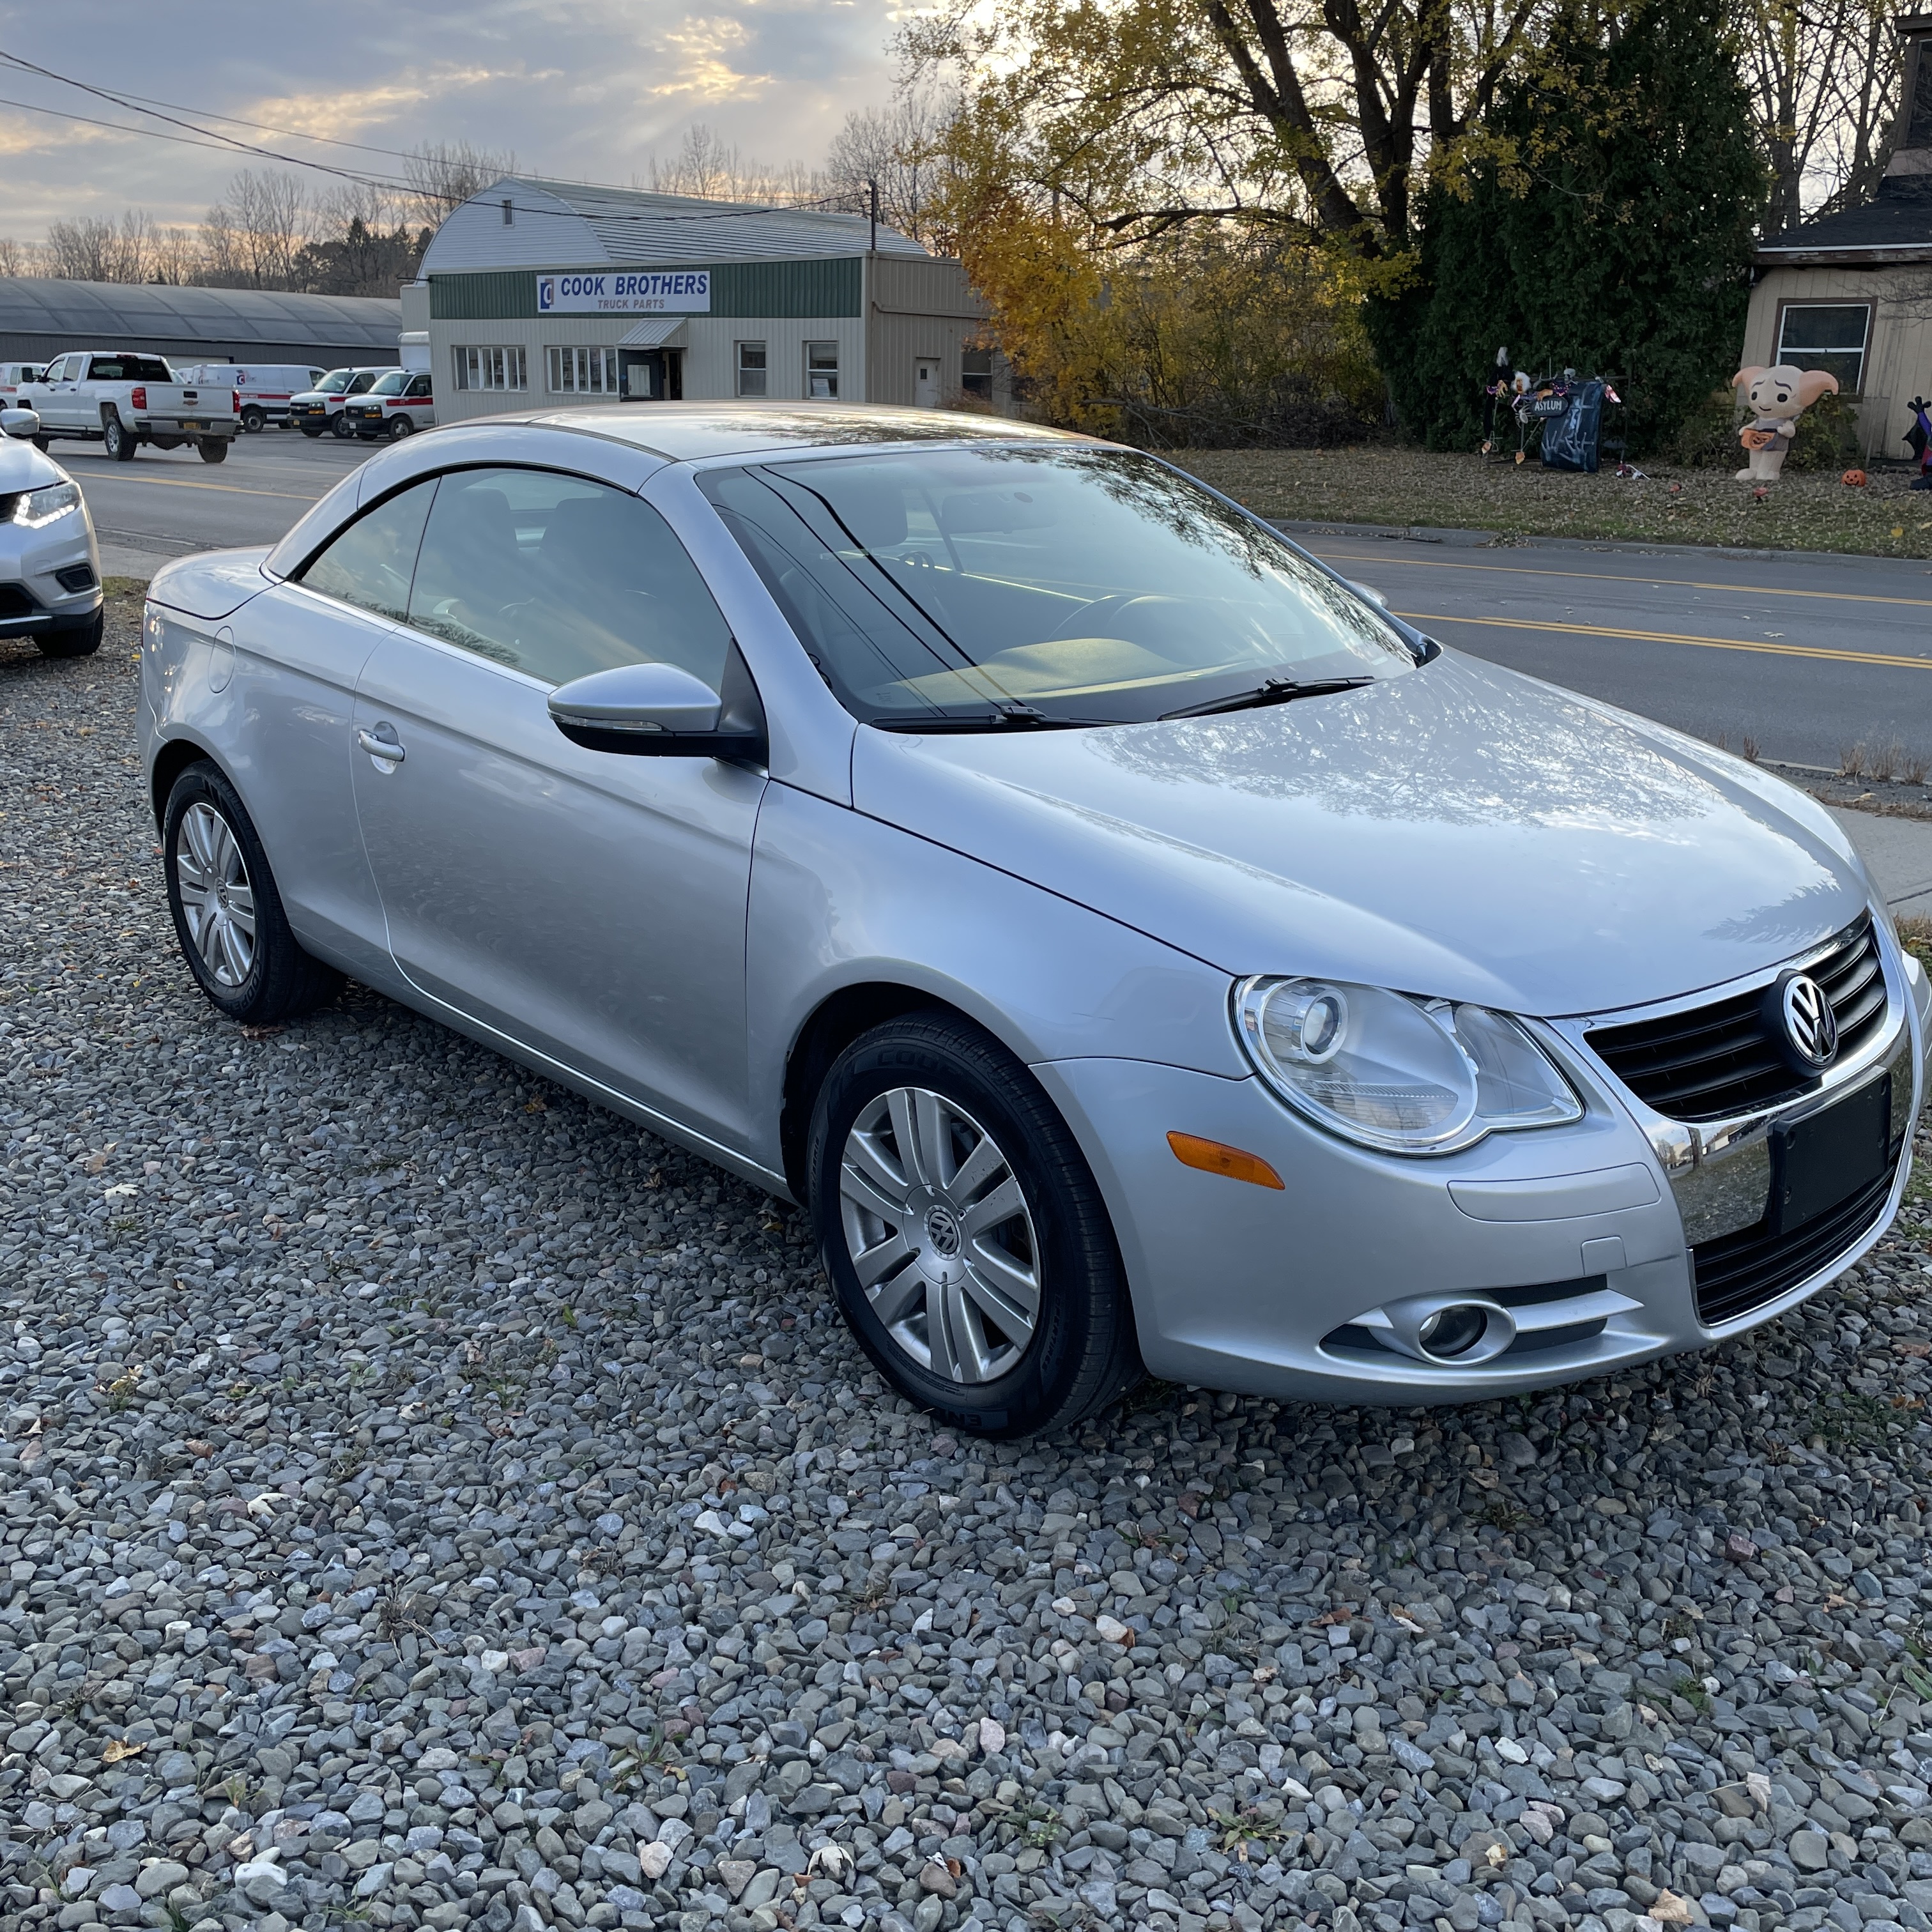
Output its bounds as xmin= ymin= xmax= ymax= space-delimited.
xmin=502 ymin=197 xmax=514 ymax=226
xmin=546 ymin=346 xmax=620 ymax=395
xmin=454 ymin=346 xmax=526 ymax=392
xmin=806 ymin=342 xmax=839 ymax=400
xmin=737 ymin=342 xmax=768 ymax=397
xmin=1776 ymin=303 xmax=1871 ymax=392
xmin=960 ymin=346 xmax=993 ymax=401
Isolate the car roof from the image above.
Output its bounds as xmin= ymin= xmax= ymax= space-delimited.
xmin=510 ymin=401 xmax=1087 ymax=465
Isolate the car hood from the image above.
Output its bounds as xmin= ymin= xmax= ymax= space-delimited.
xmin=0 ymin=438 xmax=66 ymax=493
xmin=147 ymin=547 xmax=274 ymax=620
xmin=850 ymin=651 xmax=1871 ymax=1018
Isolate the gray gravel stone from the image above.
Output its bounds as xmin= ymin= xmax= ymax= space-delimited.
xmin=6 ymin=602 xmax=1932 ymax=1932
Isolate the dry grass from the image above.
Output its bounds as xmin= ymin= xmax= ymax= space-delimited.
xmin=1179 ymin=448 xmax=1932 ymax=558
xmin=1900 ymin=917 xmax=1932 ymax=971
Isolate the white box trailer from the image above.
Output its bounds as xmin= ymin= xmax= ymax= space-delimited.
xmin=399 ymin=331 xmax=431 ymax=372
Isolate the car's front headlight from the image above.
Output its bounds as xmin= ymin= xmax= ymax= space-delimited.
xmin=1235 ymin=976 xmax=1582 ymax=1154
xmin=14 ymin=481 xmax=80 ymax=529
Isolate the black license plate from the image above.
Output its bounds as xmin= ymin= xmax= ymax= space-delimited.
xmin=1771 ymin=1077 xmax=1890 ymax=1232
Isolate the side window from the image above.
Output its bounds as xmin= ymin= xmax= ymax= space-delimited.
xmin=43 ymin=356 xmax=72 ymax=382
xmin=293 ymin=480 xmax=437 ymax=625
xmin=408 ymin=375 xmax=433 ymax=399
xmin=405 ymin=466 xmax=734 ymax=689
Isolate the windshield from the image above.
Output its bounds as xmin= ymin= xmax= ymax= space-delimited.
xmin=316 ymin=369 xmax=353 ymax=393
xmin=700 ymin=445 xmax=1416 ymax=728
xmin=368 ymin=371 xmax=408 ymax=396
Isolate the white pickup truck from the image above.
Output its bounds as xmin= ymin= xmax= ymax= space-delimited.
xmin=17 ymin=349 xmax=241 ymax=464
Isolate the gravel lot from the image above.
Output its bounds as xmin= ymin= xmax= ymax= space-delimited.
xmin=7 ymin=595 xmax=1932 ymax=1932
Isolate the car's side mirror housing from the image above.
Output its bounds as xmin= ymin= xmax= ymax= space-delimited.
xmin=549 ymin=647 xmax=767 ymax=762
xmin=1 ymin=407 xmax=40 ymax=439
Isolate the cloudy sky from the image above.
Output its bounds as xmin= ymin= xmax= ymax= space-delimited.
xmin=0 ymin=0 xmax=911 ymax=236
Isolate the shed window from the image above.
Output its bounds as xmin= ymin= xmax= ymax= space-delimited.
xmin=547 ymin=346 xmax=619 ymax=395
xmin=737 ymin=342 xmax=768 ymax=397
xmin=806 ymin=342 xmax=839 ymax=400
xmin=454 ymin=346 xmax=526 ymax=392
xmin=1776 ymin=303 xmax=1871 ymax=392
xmin=960 ymin=346 xmax=993 ymax=401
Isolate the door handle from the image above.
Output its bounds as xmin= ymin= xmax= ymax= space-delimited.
xmin=356 ymin=728 xmax=405 ymax=763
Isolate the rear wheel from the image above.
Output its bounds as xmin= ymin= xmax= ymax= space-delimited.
xmin=808 ymin=1013 xmax=1141 ymax=1438
xmin=103 ymin=413 xmax=136 ymax=462
xmin=162 ymin=762 xmax=342 ymax=1024
xmin=197 ymin=438 xmax=228 ymax=464
xmin=240 ymin=406 xmax=267 ymax=433
xmin=36 ymin=609 xmax=103 ymax=659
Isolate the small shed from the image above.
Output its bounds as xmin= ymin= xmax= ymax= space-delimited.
xmin=410 ymin=175 xmax=1002 ymax=424
xmin=1741 ymin=15 xmax=1932 ymax=462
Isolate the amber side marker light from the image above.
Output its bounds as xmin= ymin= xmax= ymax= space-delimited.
xmin=1167 ymin=1131 xmax=1284 ymax=1190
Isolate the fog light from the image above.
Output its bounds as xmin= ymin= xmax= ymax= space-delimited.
xmin=1417 ymin=1304 xmax=1490 ymax=1359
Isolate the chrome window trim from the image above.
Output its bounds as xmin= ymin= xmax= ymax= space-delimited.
xmin=1542 ymin=910 xmax=1911 ymax=1246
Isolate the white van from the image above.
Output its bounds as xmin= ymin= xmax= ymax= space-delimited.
xmin=172 ymin=364 xmax=327 ymax=433
xmin=0 ymin=361 xmax=43 ymax=399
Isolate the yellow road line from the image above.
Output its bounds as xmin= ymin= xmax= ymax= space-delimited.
xmin=1402 ymin=610 xmax=1932 ymax=670
xmin=1315 ymin=548 xmax=1932 ymax=611
xmin=73 ymin=473 xmax=320 ymax=502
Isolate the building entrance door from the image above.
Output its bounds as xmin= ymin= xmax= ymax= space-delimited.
xmin=916 ymin=359 xmax=940 ymax=408
xmin=620 ymin=349 xmax=683 ymax=401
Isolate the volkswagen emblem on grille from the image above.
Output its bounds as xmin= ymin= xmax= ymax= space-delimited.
xmin=1776 ymin=971 xmax=1838 ymax=1070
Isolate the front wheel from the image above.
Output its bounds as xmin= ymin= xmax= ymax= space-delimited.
xmin=300 ymin=424 xmax=325 ymax=438
xmin=808 ymin=1013 xmax=1141 ymax=1438
xmin=331 ymin=413 xmax=356 ymax=440
xmin=197 ymin=438 xmax=228 ymax=464
xmin=162 ymin=762 xmax=343 ymax=1024
xmin=103 ymin=414 xmax=136 ymax=462
xmin=387 ymin=415 xmax=415 ymax=440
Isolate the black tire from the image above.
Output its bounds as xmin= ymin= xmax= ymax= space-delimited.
xmin=162 ymin=761 xmax=343 ymax=1025
xmin=241 ymin=406 xmax=266 ymax=433
xmin=387 ymin=415 xmax=415 ymax=440
xmin=331 ymin=413 xmax=356 ymax=440
xmin=808 ymin=1013 xmax=1142 ymax=1438
xmin=31 ymin=434 xmax=49 ymax=452
xmin=197 ymin=438 xmax=228 ymax=464
xmin=103 ymin=413 xmax=137 ymax=462
xmin=36 ymin=608 xmax=103 ymax=659
xmin=300 ymin=424 xmax=325 ymax=438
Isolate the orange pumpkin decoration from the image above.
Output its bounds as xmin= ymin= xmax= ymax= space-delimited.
xmin=1843 ymin=468 xmax=1868 ymax=486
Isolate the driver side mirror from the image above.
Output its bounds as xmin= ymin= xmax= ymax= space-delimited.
xmin=1 ymin=408 xmax=40 ymax=440
xmin=549 ymin=647 xmax=767 ymax=762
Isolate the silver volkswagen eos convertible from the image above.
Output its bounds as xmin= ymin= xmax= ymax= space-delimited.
xmin=139 ymin=404 xmax=1931 ymax=1436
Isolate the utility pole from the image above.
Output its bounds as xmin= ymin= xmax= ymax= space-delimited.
xmin=869 ymin=177 xmax=878 ymax=254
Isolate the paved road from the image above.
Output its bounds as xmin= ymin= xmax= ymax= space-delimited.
xmin=1290 ymin=522 xmax=1932 ymax=773
xmin=62 ymin=436 xmax=1932 ymax=774
xmin=67 ymin=428 xmax=371 ymax=578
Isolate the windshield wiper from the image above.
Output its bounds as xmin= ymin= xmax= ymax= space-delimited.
xmin=1159 ymin=675 xmax=1376 ymax=721
xmin=871 ymin=703 xmax=1116 ymax=733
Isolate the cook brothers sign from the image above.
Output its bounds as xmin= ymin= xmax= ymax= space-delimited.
xmin=535 ymin=272 xmax=712 ymax=315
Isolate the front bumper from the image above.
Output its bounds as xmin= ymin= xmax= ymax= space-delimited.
xmin=1037 ymin=921 xmax=1928 ymax=1405
xmin=0 ymin=509 xmax=103 ymax=635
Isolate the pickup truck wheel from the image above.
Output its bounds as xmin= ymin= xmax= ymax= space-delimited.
xmin=808 ymin=1012 xmax=1143 ymax=1438
xmin=163 ymin=762 xmax=344 ymax=1024
xmin=240 ymin=406 xmax=267 ymax=433
xmin=196 ymin=438 xmax=229 ymax=464
xmin=36 ymin=609 xmax=103 ymax=659
xmin=31 ymin=435 xmax=49 ymax=452
xmin=103 ymin=414 xmax=137 ymax=462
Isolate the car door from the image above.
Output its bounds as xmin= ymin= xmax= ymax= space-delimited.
xmin=224 ymin=477 xmax=438 ymax=982
xmin=30 ymin=355 xmax=77 ymax=428
xmin=348 ymin=464 xmax=767 ymax=1153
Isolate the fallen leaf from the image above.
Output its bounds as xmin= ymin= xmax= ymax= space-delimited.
xmin=1652 ymin=1890 xmax=1694 ymax=1925
xmin=102 ymin=1738 xmax=146 ymax=1764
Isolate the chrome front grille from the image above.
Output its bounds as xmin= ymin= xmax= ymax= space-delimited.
xmin=1586 ymin=916 xmax=1885 ymax=1123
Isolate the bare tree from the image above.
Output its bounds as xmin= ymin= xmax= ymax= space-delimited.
xmin=648 ymin=124 xmax=827 ymax=203
xmin=42 ymin=210 xmax=165 ymax=282
xmin=824 ymin=85 xmax=959 ymax=246
xmin=0 ymin=235 xmax=39 ymax=276
xmin=201 ymin=169 xmax=312 ymax=289
xmin=1733 ymin=0 xmax=1899 ymax=230
xmin=403 ymin=141 xmax=518 ymax=220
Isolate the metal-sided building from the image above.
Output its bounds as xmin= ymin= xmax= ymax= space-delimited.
xmin=0 ymin=279 xmax=402 ymax=371
xmin=409 ymin=176 xmax=999 ymax=423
